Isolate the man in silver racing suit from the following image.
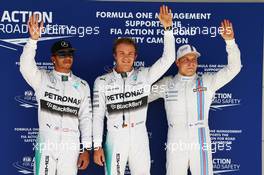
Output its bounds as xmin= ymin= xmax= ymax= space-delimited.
xmin=19 ymin=15 xmax=92 ymax=175
xmin=93 ymin=5 xmax=175 ymax=175
xmin=149 ymin=20 xmax=241 ymax=175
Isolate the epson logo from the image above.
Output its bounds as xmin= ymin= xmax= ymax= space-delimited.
xmin=0 ymin=10 xmax=52 ymax=23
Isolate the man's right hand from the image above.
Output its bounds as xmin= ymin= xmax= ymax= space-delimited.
xmin=94 ymin=147 xmax=105 ymax=166
xmin=28 ymin=14 xmax=43 ymax=40
xmin=220 ymin=19 xmax=234 ymax=41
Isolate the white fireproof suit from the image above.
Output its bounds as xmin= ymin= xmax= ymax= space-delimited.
xmin=93 ymin=30 xmax=175 ymax=175
xmin=20 ymin=39 xmax=92 ymax=175
xmin=149 ymin=39 xmax=241 ymax=175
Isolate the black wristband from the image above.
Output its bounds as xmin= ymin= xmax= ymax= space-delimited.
xmin=80 ymin=147 xmax=91 ymax=153
xmin=94 ymin=147 xmax=101 ymax=151
xmin=165 ymin=26 xmax=172 ymax=31
xmin=84 ymin=148 xmax=90 ymax=152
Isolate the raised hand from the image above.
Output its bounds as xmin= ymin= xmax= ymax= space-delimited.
xmin=220 ymin=19 xmax=234 ymax=40
xmin=27 ymin=14 xmax=44 ymax=40
xmin=158 ymin=5 xmax=173 ymax=29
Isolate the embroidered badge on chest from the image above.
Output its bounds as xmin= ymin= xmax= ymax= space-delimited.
xmin=133 ymin=74 xmax=137 ymax=81
xmin=73 ymin=82 xmax=80 ymax=89
xmin=61 ymin=75 xmax=68 ymax=81
xmin=193 ymin=86 xmax=207 ymax=92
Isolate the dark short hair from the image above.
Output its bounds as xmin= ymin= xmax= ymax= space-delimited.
xmin=113 ymin=38 xmax=138 ymax=54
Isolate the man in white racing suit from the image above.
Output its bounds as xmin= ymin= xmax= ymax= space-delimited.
xmin=19 ymin=15 xmax=92 ymax=175
xmin=149 ymin=20 xmax=241 ymax=175
xmin=93 ymin=5 xmax=175 ymax=175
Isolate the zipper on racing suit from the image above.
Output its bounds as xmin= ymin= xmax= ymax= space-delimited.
xmin=121 ymin=73 xmax=128 ymax=128
xmin=59 ymin=76 xmax=66 ymax=152
xmin=184 ymin=82 xmax=191 ymax=164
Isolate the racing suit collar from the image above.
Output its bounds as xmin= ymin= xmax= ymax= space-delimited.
xmin=175 ymin=73 xmax=197 ymax=82
xmin=52 ymin=70 xmax=72 ymax=81
xmin=113 ymin=68 xmax=134 ymax=79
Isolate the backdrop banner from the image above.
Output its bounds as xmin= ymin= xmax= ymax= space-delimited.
xmin=0 ymin=1 xmax=262 ymax=175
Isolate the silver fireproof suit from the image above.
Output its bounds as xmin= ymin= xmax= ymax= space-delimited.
xmin=20 ymin=39 xmax=92 ymax=175
xmin=93 ymin=30 xmax=175 ymax=175
xmin=149 ymin=39 xmax=241 ymax=175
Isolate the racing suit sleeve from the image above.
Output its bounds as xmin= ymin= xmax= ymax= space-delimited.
xmin=146 ymin=30 xmax=175 ymax=85
xmin=209 ymin=39 xmax=242 ymax=91
xmin=78 ymin=82 xmax=93 ymax=149
xmin=19 ymin=38 xmax=42 ymax=91
xmin=148 ymin=77 xmax=168 ymax=103
xmin=92 ymin=77 xmax=106 ymax=148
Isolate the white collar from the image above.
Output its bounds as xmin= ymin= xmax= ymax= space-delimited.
xmin=175 ymin=73 xmax=197 ymax=82
xmin=52 ymin=70 xmax=72 ymax=81
xmin=113 ymin=68 xmax=134 ymax=79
